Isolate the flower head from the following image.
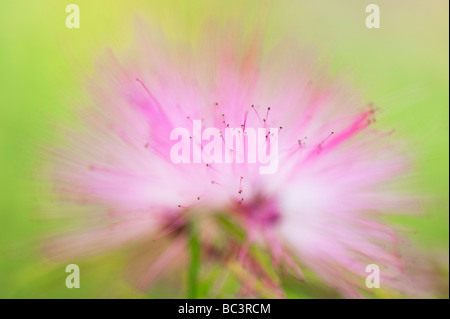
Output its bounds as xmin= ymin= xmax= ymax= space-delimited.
xmin=47 ymin=22 xmax=421 ymax=298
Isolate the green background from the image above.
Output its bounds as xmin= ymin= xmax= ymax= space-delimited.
xmin=0 ymin=0 xmax=448 ymax=298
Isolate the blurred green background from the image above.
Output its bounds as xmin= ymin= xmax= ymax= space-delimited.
xmin=0 ymin=0 xmax=448 ymax=298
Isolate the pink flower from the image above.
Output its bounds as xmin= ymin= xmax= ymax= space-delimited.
xmin=46 ymin=24 xmax=420 ymax=297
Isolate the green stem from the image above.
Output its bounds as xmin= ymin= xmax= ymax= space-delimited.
xmin=187 ymin=220 xmax=200 ymax=299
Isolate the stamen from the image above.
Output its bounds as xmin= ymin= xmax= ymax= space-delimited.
xmin=316 ymin=132 xmax=335 ymax=155
xmin=242 ymin=111 xmax=248 ymax=132
xmin=136 ymin=78 xmax=164 ymax=114
xmin=265 ymin=107 xmax=271 ymax=125
xmin=320 ymin=131 xmax=334 ymax=145
xmin=251 ymin=104 xmax=263 ymax=125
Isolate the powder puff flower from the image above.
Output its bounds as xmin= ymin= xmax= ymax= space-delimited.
xmin=45 ymin=22 xmax=420 ymax=298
